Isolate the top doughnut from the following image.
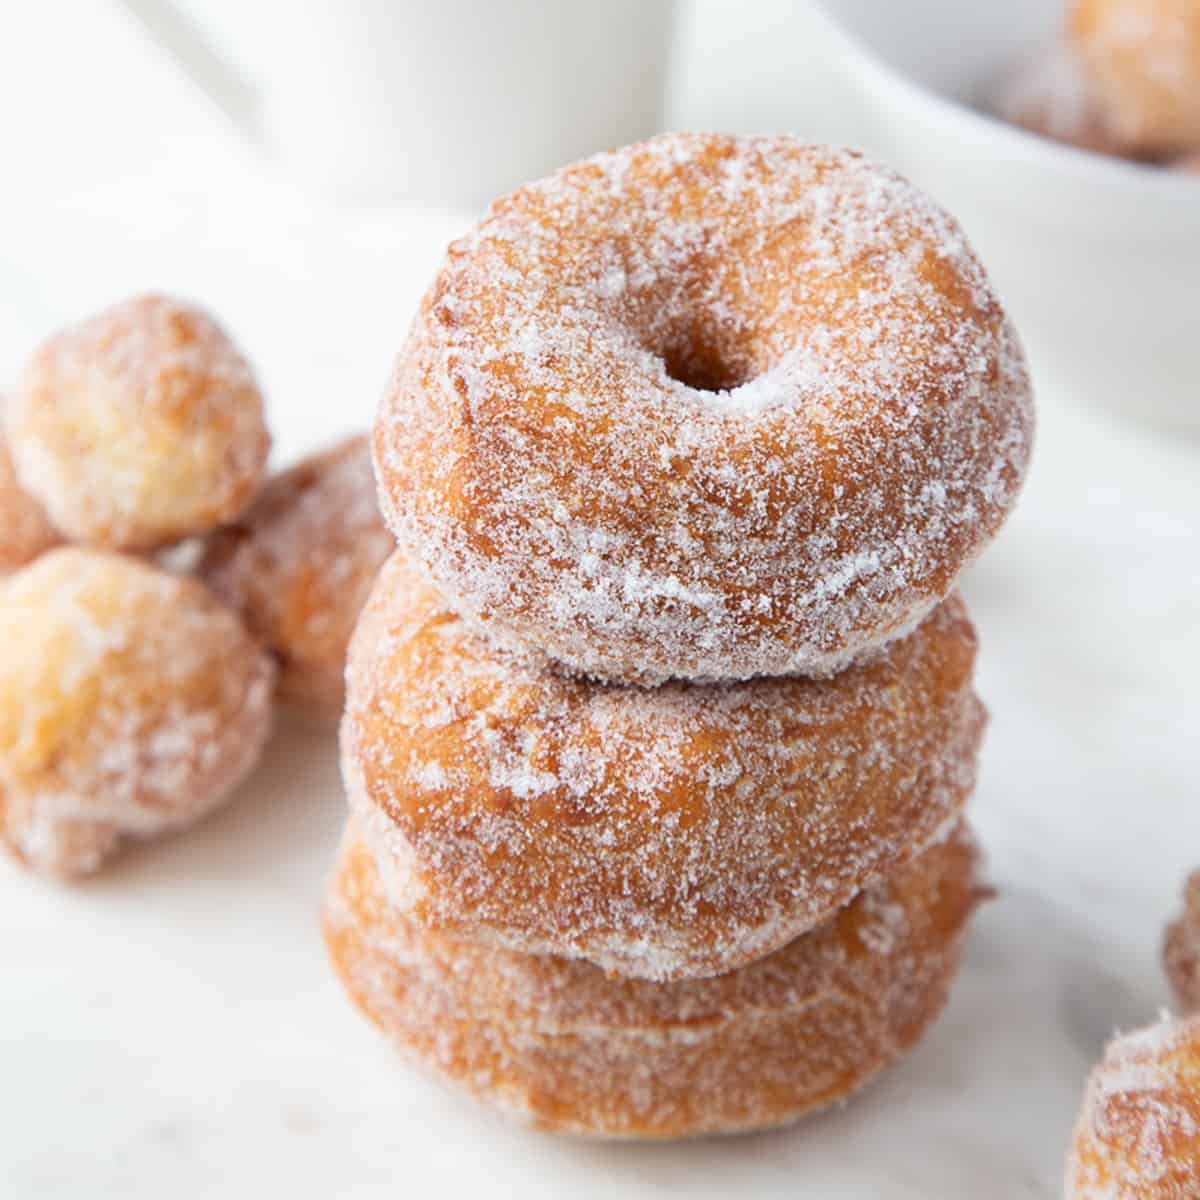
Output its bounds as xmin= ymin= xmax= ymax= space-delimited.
xmin=376 ymin=135 xmax=1034 ymax=684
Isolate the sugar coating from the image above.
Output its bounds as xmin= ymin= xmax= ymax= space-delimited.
xmin=0 ymin=547 xmax=276 ymax=877
xmin=375 ymin=134 xmax=1034 ymax=684
xmin=1071 ymin=0 xmax=1200 ymax=154
xmin=6 ymin=294 xmax=270 ymax=551
xmin=201 ymin=434 xmax=394 ymax=718
xmin=0 ymin=419 xmax=60 ymax=571
xmin=323 ymin=821 xmax=985 ymax=1139
xmin=343 ymin=552 xmax=985 ymax=981
xmin=1066 ymin=1013 xmax=1200 ymax=1197
xmin=1165 ymin=871 xmax=1200 ymax=1014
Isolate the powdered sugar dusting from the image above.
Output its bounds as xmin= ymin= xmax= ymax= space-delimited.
xmin=375 ymin=134 xmax=1034 ymax=684
xmin=342 ymin=552 xmax=985 ymax=981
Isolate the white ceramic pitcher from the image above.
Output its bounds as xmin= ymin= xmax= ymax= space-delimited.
xmin=122 ymin=0 xmax=677 ymax=208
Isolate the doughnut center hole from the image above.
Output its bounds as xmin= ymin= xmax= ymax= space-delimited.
xmin=662 ymin=340 xmax=753 ymax=394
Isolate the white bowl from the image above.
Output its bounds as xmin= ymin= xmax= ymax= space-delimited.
xmin=809 ymin=0 xmax=1200 ymax=433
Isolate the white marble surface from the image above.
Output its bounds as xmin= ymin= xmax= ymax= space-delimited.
xmin=0 ymin=11 xmax=1198 ymax=1188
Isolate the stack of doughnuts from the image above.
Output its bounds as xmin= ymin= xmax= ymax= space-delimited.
xmin=328 ymin=134 xmax=1035 ymax=1138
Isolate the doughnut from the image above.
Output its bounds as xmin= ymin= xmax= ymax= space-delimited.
xmin=1065 ymin=1014 xmax=1200 ymax=1198
xmin=343 ymin=551 xmax=985 ymax=981
xmin=0 ymin=548 xmax=275 ymax=878
xmin=1165 ymin=870 xmax=1200 ymax=1013
xmin=0 ymin=420 xmax=60 ymax=571
xmin=323 ymin=819 xmax=985 ymax=1139
xmin=200 ymin=435 xmax=393 ymax=718
xmin=1174 ymin=153 xmax=1200 ymax=173
xmin=1070 ymin=0 xmax=1200 ymax=157
xmin=6 ymin=294 xmax=270 ymax=551
xmin=375 ymin=134 xmax=1034 ymax=685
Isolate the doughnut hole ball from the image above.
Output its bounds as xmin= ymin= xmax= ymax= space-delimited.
xmin=1065 ymin=1015 xmax=1200 ymax=1198
xmin=0 ymin=421 xmax=60 ymax=571
xmin=6 ymin=295 xmax=270 ymax=551
xmin=1070 ymin=0 xmax=1200 ymax=157
xmin=1166 ymin=871 xmax=1200 ymax=1013
xmin=200 ymin=435 xmax=394 ymax=719
xmin=0 ymin=548 xmax=276 ymax=878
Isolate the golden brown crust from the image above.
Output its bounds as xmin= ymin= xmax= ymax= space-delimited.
xmin=0 ymin=547 xmax=276 ymax=877
xmin=323 ymin=821 xmax=984 ymax=1139
xmin=1070 ymin=0 xmax=1200 ymax=157
xmin=375 ymin=134 xmax=1033 ymax=685
xmin=1165 ymin=871 xmax=1200 ymax=1014
xmin=343 ymin=552 xmax=985 ymax=981
xmin=0 ymin=426 xmax=60 ymax=571
xmin=200 ymin=435 xmax=393 ymax=717
xmin=6 ymin=294 xmax=270 ymax=550
xmin=1065 ymin=1015 xmax=1200 ymax=1198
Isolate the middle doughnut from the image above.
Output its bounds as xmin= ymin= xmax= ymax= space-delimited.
xmin=343 ymin=553 xmax=985 ymax=982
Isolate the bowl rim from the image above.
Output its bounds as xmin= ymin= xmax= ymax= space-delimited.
xmin=809 ymin=0 xmax=1200 ymax=199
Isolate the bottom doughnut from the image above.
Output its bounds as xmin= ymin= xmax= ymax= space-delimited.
xmin=323 ymin=821 xmax=985 ymax=1139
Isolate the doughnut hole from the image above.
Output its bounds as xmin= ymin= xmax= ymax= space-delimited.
xmin=1066 ymin=1015 xmax=1200 ymax=1198
xmin=1166 ymin=871 xmax=1200 ymax=1013
xmin=200 ymin=435 xmax=394 ymax=719
xmin=996 ymin=41 xmax=1135 ymax=159
xmin=0 ymin=425 xmax=60 ymax=571
xmin=6 ymin=295 xmax=270 ymax=550
xmin=0 ymin=548 xmax=276 ymax=878
xmin=1070 ymin=0 xmax=1200 ymax=156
